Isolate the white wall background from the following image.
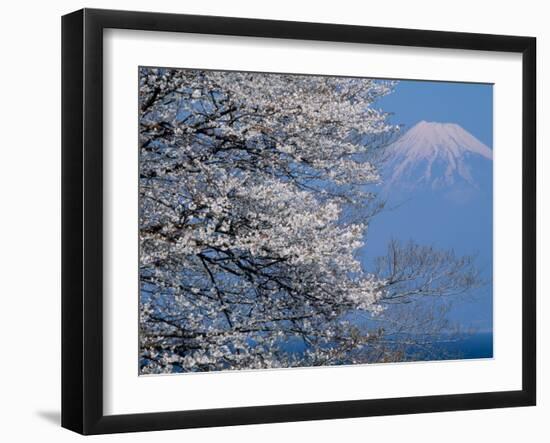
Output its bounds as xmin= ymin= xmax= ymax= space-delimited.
xmin=0 ymin=0 xmax=546 ymax=441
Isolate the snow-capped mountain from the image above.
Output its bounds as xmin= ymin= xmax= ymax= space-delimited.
xmin=383 ymin=121 xmax=492 ymax=191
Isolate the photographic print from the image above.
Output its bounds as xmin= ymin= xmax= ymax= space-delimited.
xmin=138 ymin=67 xmax=493 ymax=375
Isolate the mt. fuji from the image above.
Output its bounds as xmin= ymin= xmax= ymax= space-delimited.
xmin=383 ymin=121 xmax=493 ymax=191
xmin=362 ymin=81 xmax=493 ymax=333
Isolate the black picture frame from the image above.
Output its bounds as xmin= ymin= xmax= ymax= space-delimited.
xmin=62 ymin=8 xmax=536 ymax=435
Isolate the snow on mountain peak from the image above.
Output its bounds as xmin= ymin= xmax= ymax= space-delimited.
xmin=384 ymin=121 xmax=492 ymax=189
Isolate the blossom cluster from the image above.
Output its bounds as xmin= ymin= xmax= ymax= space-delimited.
xmin=138 ymin=67 xmax=398 ymax=373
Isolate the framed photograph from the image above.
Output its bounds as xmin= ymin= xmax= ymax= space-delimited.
xmin=62 ymin=8 xmax=536 ymax=435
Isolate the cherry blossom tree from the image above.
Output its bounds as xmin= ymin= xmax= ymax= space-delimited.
xmin=138 ymin=67 xmax=481 ymax=374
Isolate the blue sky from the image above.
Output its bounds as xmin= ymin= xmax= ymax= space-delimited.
xmin=363 ymin=79 xmax=494 ymax=333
